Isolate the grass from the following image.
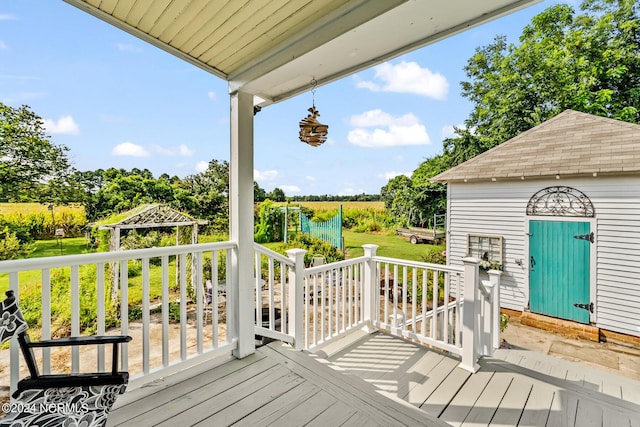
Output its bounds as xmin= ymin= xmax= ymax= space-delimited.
xmin=343 ymin=230 xmax=443 ymax=261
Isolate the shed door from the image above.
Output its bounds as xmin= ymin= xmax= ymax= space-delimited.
xmin=529 ymin=220 xmax=591 ymax=323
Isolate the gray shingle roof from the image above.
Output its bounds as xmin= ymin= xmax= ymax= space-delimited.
xmin=431 ymin=110 xmax=640 ymax=183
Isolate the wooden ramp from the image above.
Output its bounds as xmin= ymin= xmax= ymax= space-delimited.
xmin=107 ymin=341 xmax=447 ymax=426
xmin=320 ymin=331 xmax=640 ymax=427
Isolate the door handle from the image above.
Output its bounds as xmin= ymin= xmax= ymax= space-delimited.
xmin=530 ymin=256 xmax=535 ymax=269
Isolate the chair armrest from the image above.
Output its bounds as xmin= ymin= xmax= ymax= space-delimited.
xmin=27 ymin=335 xmax=132 ymax=348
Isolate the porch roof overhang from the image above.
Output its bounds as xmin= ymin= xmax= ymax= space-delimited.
xmin=63 ymin=0 xmax=541 ymax=107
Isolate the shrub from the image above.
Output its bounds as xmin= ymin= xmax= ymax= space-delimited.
xmin=0 ymin=226 xmax=34 ymax=260
xmin=421 ymin=246 xmax=446 ymax=265
xmin=273 ymin=234 xmax=344 ymax=265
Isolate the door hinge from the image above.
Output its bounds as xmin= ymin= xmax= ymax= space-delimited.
xmin=573 ymin=302 xmax=594 ymax=313
xmin=573 ymin=232 xmax=594 ymax=243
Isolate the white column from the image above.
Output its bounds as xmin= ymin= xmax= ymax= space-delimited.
xmin=362 ymin=244 xmax=378 ymax=330
xmin=230 ymin=90 xmax=255 ymax=358
xmin=460 ymin=257 xmax=480 ymax=372
xmin=287 ymin=249 xmax=306 ymax=350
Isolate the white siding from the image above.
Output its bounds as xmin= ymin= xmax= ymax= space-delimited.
xmin=447 ymin=176 xmax=640 ymax=337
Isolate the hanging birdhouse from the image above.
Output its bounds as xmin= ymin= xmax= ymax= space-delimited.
xmin=299 ymin=106 xmax=329 ymax=147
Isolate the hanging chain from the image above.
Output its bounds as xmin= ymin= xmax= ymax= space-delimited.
xmin=311 ymin=77 xmax=317 ymax=107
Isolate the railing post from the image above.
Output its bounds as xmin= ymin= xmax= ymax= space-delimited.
xmin=488 ymin=269 xmax=502 ymax=351
xmin=287 ymin=249 xmax=307 ymax=350
xmin=362 ymin=244 xmax=379 ymax=331
xmin=460 ymin=257 xmax=480 ymax=372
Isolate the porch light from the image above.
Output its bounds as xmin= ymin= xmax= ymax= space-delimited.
xmin=299 ymin=78 xmax=328 ymax=147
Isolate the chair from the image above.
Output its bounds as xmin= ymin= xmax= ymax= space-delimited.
xmin=0 ymin=290 xmax=132 ymax=427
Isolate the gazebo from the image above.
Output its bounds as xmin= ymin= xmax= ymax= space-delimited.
xmin=96 ymin=204 xmax=208 ymax=301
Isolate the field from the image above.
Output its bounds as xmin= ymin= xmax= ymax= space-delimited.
xmin=274 ymin=201 xmax=385 ymax=211
xmin=0 ymin=203 xmax=85 ymax=215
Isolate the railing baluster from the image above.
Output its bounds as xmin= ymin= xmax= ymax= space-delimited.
xmin=268 ymin=257 xmax=274 ymax=330
xmin=179 ymin=253 xmax=187 ymax=361
xmin=384 ymin=263 xmax=389 ymax=326
xmin=320 ymin=271 xmax=326 ymax=341
xmin=402 ymin=266 xmax=408 ymax=332
xmin=142 ymin=258 xmax=150 ymax=374
xmin=161 ymin=255 xmax=169 ymax=368
xmin=443 ymin=272 xmax=450 ymax=345
xmin=96 ymin=263 xmax=105 ymax=372
xmin=421 ymin=268 xmax=427 ymax=336
xmin=41 ymin=269 xmax=51 ymax=374
xmin=212 ymin=250 xmax=219 ymax=348
xmin=432 ymin=269 xmax=438 ymax=341
xmin=71 ymin=265 xmax=80 ymax=373
xmin=392 ymin=264 xmax=398 ymax=328
xmin=120 ymin=259 xmax=129 ymax=371
xmin=210 ymin=250 xmax=220 ymax=348
xmin=194 ymin=251 xmax=203 ymax=355
xmin=411 ymin=268 xmax=417 ymax=331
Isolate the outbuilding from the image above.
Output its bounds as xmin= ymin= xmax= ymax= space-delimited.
xmin=432 ymin=109 xmax=640 ymax=340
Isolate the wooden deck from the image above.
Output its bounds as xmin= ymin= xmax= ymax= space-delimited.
xmin=107 ymin=340 xmax=447 ymax=426
xmin=322 ymin=332 xmax=640 ymax=427
xmin=108 ymin=331 xmax=640 ymax=426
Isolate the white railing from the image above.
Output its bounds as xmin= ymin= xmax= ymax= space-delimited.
xmin=252 ymin=244 xmax=295 ymax=344
xmin=1 ymin=241 xmax=502 ymax=395
xmin=372 ymin=254 xmax=464 ymax=357
xmin=253 ymin=243 xmax=501 ymax=372
xmin=0 ymin=242 xmax=237 ymax=394
xmin=303 ymin=257 xmax=368 ymax=349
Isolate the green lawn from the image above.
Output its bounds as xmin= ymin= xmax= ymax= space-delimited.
xmin=343 ymin=230 xmax=444 ymax=262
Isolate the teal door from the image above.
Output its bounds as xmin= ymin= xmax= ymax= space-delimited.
xmin=529 ymin=221 xmax=591 ymax=323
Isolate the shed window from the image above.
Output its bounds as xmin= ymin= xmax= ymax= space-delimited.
xmin=467 ymin=234 xmax=503 ymax=267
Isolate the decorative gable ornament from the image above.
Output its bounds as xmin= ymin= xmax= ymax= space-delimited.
xmin=299 ymin=105 xmax=329 ymax=147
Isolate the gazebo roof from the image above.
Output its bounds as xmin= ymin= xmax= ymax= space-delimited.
xmin=97 ymin=204 xmax=207 ymax=230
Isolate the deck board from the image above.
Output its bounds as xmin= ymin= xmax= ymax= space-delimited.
xmin=489 ymin=376 xmax=532 ymax=427
xmin=108 ymin=330 xmax=640 ymax=427
xmin=232 ymin=381 xmax=321 ymax=426
xmin=319 ymin=331 xmax=640 ymax=427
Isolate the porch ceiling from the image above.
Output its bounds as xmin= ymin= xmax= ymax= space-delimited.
xmin=63 ymin=0 xmax=540 ymax=107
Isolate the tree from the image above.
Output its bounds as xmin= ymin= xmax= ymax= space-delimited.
xmin=445 ymin=0 xmax=640 ymax=163
xmin=268 ymin=187 xmax=286 ymax=202
xmin=0 ymin=103 xmax=75 ymax=202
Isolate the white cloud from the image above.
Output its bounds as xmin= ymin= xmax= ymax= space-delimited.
xmin=280 ymin=185 xmax=300 ymax=194
xmin=348 ymin=110 xmax=430 ymax=148
xmin=195 ymin=161 xmax=208 ymax=172
xmin=395 ymin=155 xmax=404 ymax=162
xmin=43 ymin=115 xmax=79 ymax=135
xmin=379 ymin=171 xmax=412 ymax=180
xmin=0 ymin=14 xmax=17 ymax=20
xmin=356 ymin=61 xmax=449 ymax=100
xmin=441 ymin=124 xmax=465 ymax=140
xmin=350 ymin=109 xmax=419 ymax=127
xmin=178 ymin=144 xmax=194 ymax=156
xmin=112 ymin=142 xmax=150 ymax=157
xmin=254 ymin=169 xmax=279 ymax=181
xmin=207 ymin=91 xmax=216 ymax=101
xmin=0 ymin=41 xmax=7 ymax=50
xmin=306 ymin=176 xmax=316 ymax=182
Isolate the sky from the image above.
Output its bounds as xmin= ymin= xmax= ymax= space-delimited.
xmin=0 ymin=1 xmax=571 ymax=197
